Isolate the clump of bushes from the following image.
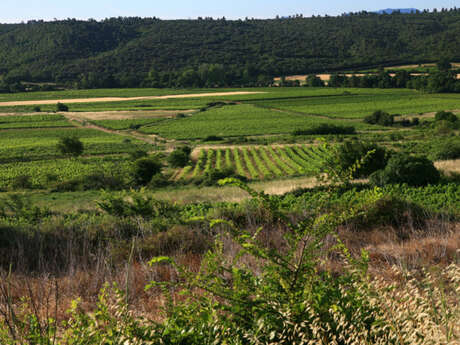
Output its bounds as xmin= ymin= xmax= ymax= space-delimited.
xmin=192 ymin=167 xmax=247 ymax=186
xmin=56 ymin=102 xmax=69 ymax=112
xmin=348 ymin=195 xmax=428 ymax=231
xmin=434 ymin=110 xmax=458 ymax=123
xmin=325 ymin=140 xmax=389 ymax=178
xmin=11 ymin=174 xmax=33 ymax=189
xmin=370 ymin=153 xmax=440 ymax=187
xmin=202 ymin=135 xmax=224 ymax=142
xmin=292 ymin=124 xmax=356 ymax=136
xmin=364 ymin=110 xmax=394 ymax=126
xmin=133 ymin=156 xmax=163 ymax=186
xmin=57 ymin=136 xmax=84 ymax=157
xmin=167 ymin=146 xmax=192 ymax=168
xmin=429 ymin=138 xmax=460 ymax=160
xmin=53 ymin=171 xmax=125 ymax=192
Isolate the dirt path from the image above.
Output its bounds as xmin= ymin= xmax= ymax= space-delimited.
xmin=64 ymin=114 xmax=161 ymax=145
xmin=0 ymin=91 xmax=265 ymax=107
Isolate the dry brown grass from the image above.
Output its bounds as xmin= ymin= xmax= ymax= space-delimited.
xmin=436 ymin=159 xmax=460 ymax=175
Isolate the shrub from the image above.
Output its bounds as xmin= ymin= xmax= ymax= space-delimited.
xmin=133 ymin=157 xmax=163 ymax=185
xmin=148 ymin=173 xmax=170 ymax=188
xmin=53 ymin=172 xmax=125 ymax=192
xmin=292 ymin=124 xmax=356 ymax=136
xmin=33 ymin=106 xmax=41 ymax=112
xmin=348 ymin=196 xmax=428 ymax=231
xmin=434 ymin=111 xmax=458 ymax=122
xmin=167 ymin=146 xmax=192 ymax=168
xmin=430 ymin=139 xmax=460 ymax=160
xmin=324 ymin=140 xmax=388 ymax=179
xmin=202 ymin=135 xmax=223 ymax=142
xmin=364 ymin=110 xmax=394 ymax=126
xmin=56 ymin=102 xmax=69 ymax=111
xmin=11 ymin=174 xmax=33 ymax=189
xmin=129 ymin=149 xmax=148 ymax=160
xmin=57 ymin=136 xmax=84 ymax=157
xmin=370 ymin=153 xmax=440 ymax=187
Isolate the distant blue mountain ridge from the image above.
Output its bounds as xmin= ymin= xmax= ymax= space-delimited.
xmin=375 ymin=8 xmax=419 ymax=14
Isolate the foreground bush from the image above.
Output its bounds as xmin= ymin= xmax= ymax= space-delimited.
xmin=370 ymin=153 xmax=440 ymax=187
xmin=430 ymin=138 xmax=460 ymax=160
xmin=322 ymin=140 xmax=388 ymax=180
xmin=2 ymin=179 xmax=458 ymax=344
xmin=167 ymin=146 xmax=192 ymax=168
xmin=133 ymin=156 xmax=162 ymax=185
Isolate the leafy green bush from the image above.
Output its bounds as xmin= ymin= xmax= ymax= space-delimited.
xmin=133 ymin=157 xmax=162 ymax=185
xmin=430 ymin=138 xmax=460 ymax=160
xmin=323 ymin=141 xmax=388 ymax=179
xmin=53 ymin=171 xmax=125 ymax=191
xmin=57 ymin=136 xmax=84 ymax=157
xmin=434 ymin=110 xmax=458 ymax=122
xmin=11 ymin=174 xmax=33 ymax=189
xmin=364 ymin=110 xmax=394 ymax=126
xmin=56 ymin=102 xmax=69 ymax=111
xmin=129 ymin=149 xmax=148 ymax=160
xmin=167 ymin=146 xmax=192 ymax=168
xmin=347 ymin=195 xmax=428 ymax=231
xmin=370 ymin=153 xmax=440 ymax=187
xmin=292 ymin=124 xmax=356 ymax=136
xmin=202 ymin=135 xmax=224 ymax=142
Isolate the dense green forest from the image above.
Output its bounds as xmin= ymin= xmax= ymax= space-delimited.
xmin=0 ymin=9 xmax=460 ymax=89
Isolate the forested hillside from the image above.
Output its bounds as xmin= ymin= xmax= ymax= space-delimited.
xmin=0 ymin=9 xmax=459 ymax=88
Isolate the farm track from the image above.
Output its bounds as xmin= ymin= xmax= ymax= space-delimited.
xmin=0 ymin=91 xmax=265 ymax=107
xmin=64 ymin=113 xmax=165 ymax=146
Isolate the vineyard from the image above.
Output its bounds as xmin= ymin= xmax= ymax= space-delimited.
xmin=138 ymin=104 xmax=384 ymax=140
xmin=0 ymin=156 xmax=133 ymax=190
xmin=174 ymin=145 xmax=328 ymax=182
xmin=0 ymin=127 xmax=153 ymax=163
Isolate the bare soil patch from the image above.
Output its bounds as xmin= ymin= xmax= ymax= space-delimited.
xmin=0 ymin=91 xmax=265 ymax=107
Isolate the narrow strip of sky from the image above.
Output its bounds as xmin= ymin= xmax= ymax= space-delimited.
xmin=0 ymin=0 xmax=459 ymax=23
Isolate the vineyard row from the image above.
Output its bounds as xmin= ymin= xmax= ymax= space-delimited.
xmin=174 ymin=145 xmax=327 ymax=181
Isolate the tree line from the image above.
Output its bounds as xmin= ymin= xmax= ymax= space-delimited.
xmin=0 ymin=9 xmax=459 ymax=90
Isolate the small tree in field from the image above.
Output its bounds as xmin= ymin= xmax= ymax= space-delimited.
xmin=56 ymin=102 xmax=69 ymax=111
xmin=133 ymin=157 xmax=163 ymax=185
xmin=57 ymin=136 xmax=84 ymax=157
